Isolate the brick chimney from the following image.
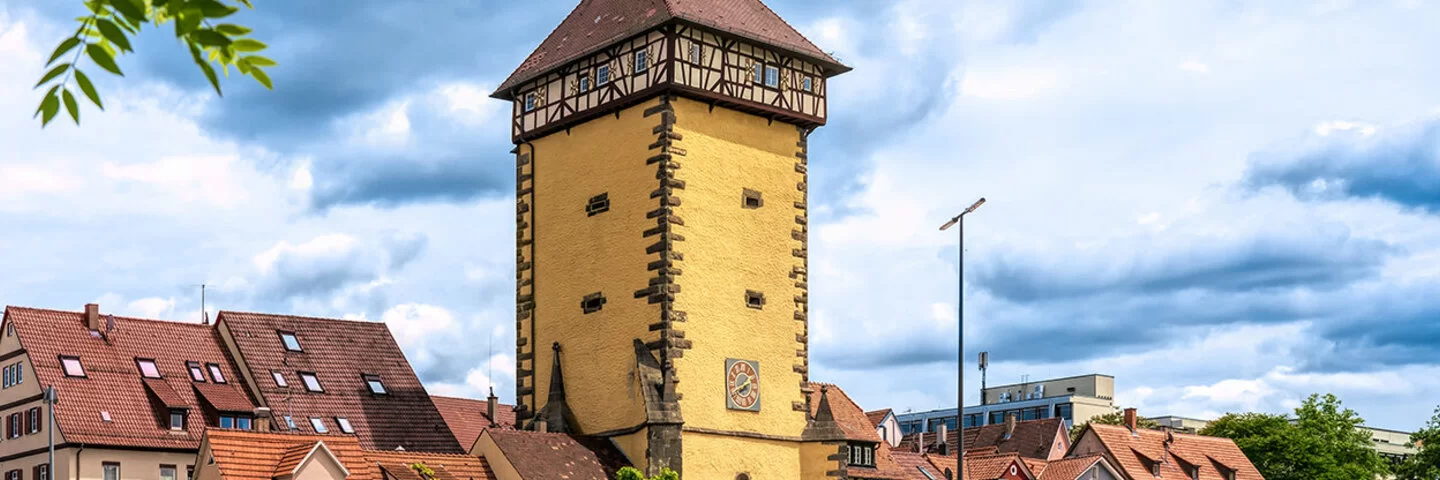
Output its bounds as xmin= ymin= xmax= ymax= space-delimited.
xmin=254 ymin=407 xmax=272 ymax=433
xmin=1124 ymin=408 xmax=1138 ymax=435
xmin=84 ymin=303 xmax=101 ymax=330
xmin=1004 ymin=412 xmax=1017 ymax=440
xmin=937 ymin=423 xmax=950 ymax=455
xmin=487 ymin=387 xmax=499 ymax=428
xmin=917 ymin=430 xmax=926 ymax=453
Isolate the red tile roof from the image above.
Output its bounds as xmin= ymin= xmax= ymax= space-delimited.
xmin=900 ymin=418 xmax=1069 ymax=461
xmin=890 ymin=451 xmax=950 ymax=480
xmin=964 ymin=452 xmax=1036 ymax=480
xmin=867 ymin=408 xmax=895 ymax=428
xmin=1080 ymin=424 xmax=1266 ymax=480
xmin=216 ymin=311 xmax=462 ymax=453
xmin=494 ymin=0 xmax=845 ymax=94
xmin=484 ymin=429 xmax=630 ymax=480
xmin=203 ymin=430 xmax=496 ymax=480
xmin=4 ymin=306 xmax=253 ymax=450
xmin=804 ymin=383 xmax=915 ymax=479
xmin=432 ymin=395 xmax=516 ymax=450
xmin=366 ymin=448 xmax=497 ymax=480
xmin=1034 ymin=455 xmax=1106 ymax=480
xmin=194 ymin=382 xmax=258 ymax=413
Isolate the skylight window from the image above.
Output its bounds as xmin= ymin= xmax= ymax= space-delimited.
xmin=309 ymin=417 xmax=329 ymax=434
xmin=272 ymin=371 xmax=289 ymax=387
xmin=279 ymin=331 xmax=303 ymax=352
xmin=284 ymin=415 xmax=297 ymax=431
xmin=300 ymin=372 xmax=324 ymax=392
xmin=336 ymin=417 xmax=354 ymax=434
xmin=137 ymin=359 xmax=161 ymax=378
xmin=188 ymin=362 xmax=206 ymax=382
xmin=207 ymin=363 xmax=226 ymax=383
xmin=364 ymin=375 xmax=387 ymax=395
xmin=60 ymin=356 xmax=85 ymax=377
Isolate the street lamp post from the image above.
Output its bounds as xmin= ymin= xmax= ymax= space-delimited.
xmin=939 ymin=197 xmax=985 ymax=461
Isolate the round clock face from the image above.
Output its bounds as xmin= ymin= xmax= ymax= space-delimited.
xmin=726 ymin=360 xmax=760 ymax=410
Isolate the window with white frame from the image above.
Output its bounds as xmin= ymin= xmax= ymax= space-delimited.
xmin=169 ymin=409 xmax=186 ymax=430
xmin=309 ymin=417 xmax=329 ymax=434
xmin=578 ymin=73 xmax=591 ymax=93
xmin=634 ymin=50 xmax=648 ymax=72
xmin=160 ymin=465 xmax=176 ymax=480
xmin=28 ymin=407 xmax=40 ymax=434
xmin=524 ymin=93 xmax=536 ymax=112
xmin=300 ymin=372 xmax=324 ymax=392
xmin=764 ymin=65 xmax=779 ymax=87
xmin=272 ymin=371 xmax=288 ymax=387
xmin=103 ymin=463 xmax=119 ymax=480
xmin=689 ymin=43 xmax=701 ymax=64
xmin=336 ymin=417 xmax=355 ymax=434
xmin=597 ymin=65 xmax=611 ymax=84
xmin=37 ymin=465 xmax=48 ymax=480
xmin=847 ymin=443 xmax=875 ymax=467
xmin=802 ymin=76 xmax=813 ymax=92
xmin=3 ymin=364 xmax=11 ymax=388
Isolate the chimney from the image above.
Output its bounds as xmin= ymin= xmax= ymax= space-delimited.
xmin=1004 ymin=413 xmax=1017 ymax=440
xmin=254 ymin=407 xmax=272 ymax=433
xmin=487 ymin=387 xmax=499 ymax=428
xmin=535 ymin=419 xmax=548 ymax=433
xmin=917 ymin=430 xmax=926 ymax=453
xmin=937 ymin=423 xmax=950 ymax=456
xmin=85 ymin=303 xmax=101 ymax=330
xmin=1124 ymin=408 xmax=1138 ymax=434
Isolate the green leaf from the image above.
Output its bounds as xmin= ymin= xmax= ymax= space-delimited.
xmin=236 ymin=0 xmax=253 ymax=8
xmin=250 ymin=67 xmax=272 ymax=90
xmin=214 ymin=23 xmax=251 ymax=36
xmin=73 ymin=69 xmax=104 ymax=110
xmin=191 ymin=29 xmax=231 ymax=47
xmin=62 ymin=89 xmax=80 ymax=125
xmin=40 ymin=86 xmax=61 ymax=127
xmin=108 ymin=0 xmax=147 ymax=24
xmin=85 ymin=44 xmax=124 ymax=76
xmin=34 ymin=85 xmax=59 ymax=118
xmin=198 ymin=60 xmax=222 ymax=96
xmin=98 ymin=41 xmax=118 ymax=59
xmin=96 ymin=19 xmax=133 ymax=52
xmin=231 ymin=38 xmax=266 ymax=52
xmin=241 ymin=55 xmax=275 ymax=67
xmin=177 ymin=8 xmax=203 ymax=36
xmin=34 ymin=63 xmax=70 ymax=88
xmin=46 ymin=37 xmax=81 ymax=66
xmin=198 ymin=0 xmax=239 ymax=18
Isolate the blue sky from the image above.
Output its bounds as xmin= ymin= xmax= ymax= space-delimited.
xmin=2 ymin=0 xmax=1439 ymax=432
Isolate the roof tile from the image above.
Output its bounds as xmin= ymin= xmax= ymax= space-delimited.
xmin=432 ymin=395 xmax=516 ymax=450
xmin=485 ymin=429 xmax=630 ymax=480
xmin=1083 ymin=424 xmax=1266 ymax=480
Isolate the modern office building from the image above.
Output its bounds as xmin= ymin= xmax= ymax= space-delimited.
xmin=896 ymin=374 xmax=1119 ymax=434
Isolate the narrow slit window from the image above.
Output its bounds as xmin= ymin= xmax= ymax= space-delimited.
xmin=188 ymin=362 xmax=206 ymax=382
xmin=136 ymin=359 xmax=160 ymax=378
xmin=598 ymin=65 xmax=611 ymax=85
xmin=742 ymin=189 xmax=764 ymax=209
xmin=60 ymin=356 xmax=85 ymax=377
xmin=364 ymin=375 xmax=387 ymax=395
xmin=336 ymin=417 xmax=355 ymax=434
xmin=579 ymin=72 xmax=591 ymax=92
xmin=301 ymin=372 xmax=324 ymax=392
xmin=752 ymin=63 xmax=763 ymax=83
xmin=309 ymin=417 xmax=329 ymax=434
xmin=764 ymin=65 xmax=780 ymax=87
xmin=635 ymin=50 xmax=648 ymax=72
xmin=581 ymin=292 xmax=606 ymax=314
xmin=586 ymin=193 xmax=610 ymax=216
xmin=279 ymin=331 xmax=302 ymax=352
xmin=272 ymin=371 xmax=289 ymax=387
xmin=524 ymin=93 xmax=536 ymax=112
xmin=802 ymin=77 xmax=813 ymax=92
xmin=207 ymin=363 xmax=226 ymax=384
xmin=690 ymin=43 xmax=702 ymax=64
xmin=746 ymin=290 xmax=766 ymax=310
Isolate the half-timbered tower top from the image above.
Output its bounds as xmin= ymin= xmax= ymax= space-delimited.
xmin=493 ymin=0 xmax=850 ymax=142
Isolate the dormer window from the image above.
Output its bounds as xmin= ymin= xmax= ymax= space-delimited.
xmin=136 ymin=359 xmax=161 ymax=378
xmin=300 ymin=372 xmax=324 ymax=392
xmin=280 ymin=331 xmax=303 ymax=352
xmin=364 ymin=375 xmax=387 ymax=395
xmin=169 ymin=409 xmax=186 ymax=430
xmin=60 ymin=356 xmax=85 ymax=377
xmin=847 ymin=443 xmax=875 ymax=467
xmin=597 ymin=65 xmax=611 ymax=85
xmin=634 ymin=50 xmax=648 ymax=72
xmin=188 ymin=362 xmax=206 ymax=382
xmin=207 ymin=363 xmax=226 ymax=383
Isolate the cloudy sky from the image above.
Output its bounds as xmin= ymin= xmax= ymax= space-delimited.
xmin=3 ymin=0 xmax=1439 ymax=432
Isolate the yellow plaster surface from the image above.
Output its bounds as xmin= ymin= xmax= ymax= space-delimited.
xmin=685 ymin=430 xmax=802 ymax=479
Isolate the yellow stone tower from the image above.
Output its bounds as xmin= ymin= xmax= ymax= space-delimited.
xmin=492 ymin=1 xmax=848 ymax=477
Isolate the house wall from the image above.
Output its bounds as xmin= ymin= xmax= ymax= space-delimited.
xmin=877 ymin=415 xmax=902 ymax=448
xmin=2 ymin=447 xmax=196 ymax=480
xmin=469 ymin=434 xmax=522 ymax=480
xmin=293 ymin=450 xmax=346 ymax=480
xmin=683 ymin=431 xmax=799 ymax=479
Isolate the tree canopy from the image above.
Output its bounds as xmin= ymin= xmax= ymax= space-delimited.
xmin=1395 ymin=405 xmax=1440 ymax=480
xmin=33 ymin=0 xmax=272 ymax=127
xmin=1200 ymin=393 xmax=1390 ymax=480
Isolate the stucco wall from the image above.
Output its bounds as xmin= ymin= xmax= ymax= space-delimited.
xmin=3 ymin=448 xmax=197 ymax=480
xmin=684 ymin=431 xmax=800 ymax=479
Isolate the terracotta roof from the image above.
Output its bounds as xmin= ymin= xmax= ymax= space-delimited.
xmin=216 ymin=311 xmax=462 ymax=453
xmin=495 ymin=0 xmax=845 ymax=94
xmin=3 ymin=306 xmax=252 ymax=450
xmin=1035 ymin=455 xmax=1105 ymax=480
xmin=366 ymin=448 xmax=497 ymax=480
xmin=803 ymin=383 xmax=914 ymax=479
xmin=484 ymin=429 xmax=630 ymax=480
xmin=867 ymin=408 xmax=895 ymax=427
xmin=900 ymin=418 xmax=1068 ymax=461
xmin=144 ymin=377 xmax=189 ymax=409
xmin=929 ymin=454 xmax=959 ymax=480
xmin=890 ymin=451 xmax=948 ymax=480
xmin=203 ymin=429 xmax=497 ymax=480
xmin=194 ymin=382 xmax=258 ymax=413
xmin=1081 ymin=424 xmax=1266 ymax=480
xmin=432 ymin=395 xmax=516 ymax=450
xmin=964 ymin=452 xmax=1036 ymax=480
xmin=274 ymin=441 xmax=323 ymax=476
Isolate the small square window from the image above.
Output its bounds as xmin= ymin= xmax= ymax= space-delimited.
xmin=237 ymin=417 xmax=252 ymax=430
xmin=60 ymin=356 xmax=85 ymax=377
xmin=100 ymin=411 xmax=112 ymax=422
xmin=188 ymin=363 xmax=206 ymax=382
xmin=137 ymin=359 xmax=160 ymax=378
xmin=170 ymin=410 xmax=186 ymax=430
xmin=364 ymin=375 xmax=387 ymax=395
xmin=579 ymin=73 xmax=591 ymax=93
xmin=635 ymin=50 xmax=648 ymax=72
xmin=103 ymin=463 xmax=120 ymax=480
xmin=764 ymin=66 xmax=779 ymax=88
xmin=300 ymin=372 xmax=324 ymax=392
xmin=742 ymin=189 xmax=763 ymax=209
xmin=207 ymin=363 xmax=226 ymax=384
xmin=220 ymin=415 xmax=234 ymax=429
xmin=272 ymin=371 xmax=289 ymax=388
xmin=160 ymin=466 xmax=176 ymax=480
xmin=309 ymin=417 xmax=329 ymax=434
xmin=524 ymin=93 xmax=537 ymax=112
xmin=597 ymin=65 xmax=611 ymax=84
xmin=746 ymin=290 xmax=765 ymax=310
xmin=280 ymin=331 xmax=303 ymax=352
xmin=336 ymin=417 xmax=355 ymax=434
xmin=284 ymin=415 xmax=297 ymax=431
xmin=581 ymin=292 xmax=606 ymax=314
xmin=586 ymin=193 xmax=610 ymax=217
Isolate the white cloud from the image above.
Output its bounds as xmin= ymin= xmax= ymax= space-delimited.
xmin=381 ymin=303 xmax=460 ymax=349
xmin=1313 ymin=120 xmax=1378 ymax=137
xmin=960 ymin=68 xmax=1060 ymax=100
xmin=1178 ymin=61 xmax=1210 ymax=74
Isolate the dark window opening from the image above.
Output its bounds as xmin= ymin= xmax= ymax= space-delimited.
xmin=581 ymin=293 xmax=606 ymax=314
xmin=742 ymin=189 xmax=764 ymax=209
xmin=847 ymin=443 xmax=876 ymax=467
xmin=586 ymin=193 xmax=610 ymax=216
xmin=746 ymin=290 xmax=766 ymax=310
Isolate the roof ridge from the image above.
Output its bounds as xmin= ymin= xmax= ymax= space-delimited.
xmin=7 ymin=305 xmax=213 ymax=328
xmin=218 ymin=310 xmax=388 ymax=326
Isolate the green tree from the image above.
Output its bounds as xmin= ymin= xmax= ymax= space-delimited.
xmin=614 ymin=467 xmax=679 ymax=480
xmin=1200 ymin=393 xmax=1390 ymax=480
xmin=1070 ymin=410 xmax=1160 ymax=441
xmin=32 ymin=0 xmax=273 ymax=127
xmin=1395 ymin=406 xmax=1440 ymax=480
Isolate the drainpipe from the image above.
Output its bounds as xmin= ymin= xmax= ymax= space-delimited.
xmin=74 ymin=444 xmax=84 ymax=480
